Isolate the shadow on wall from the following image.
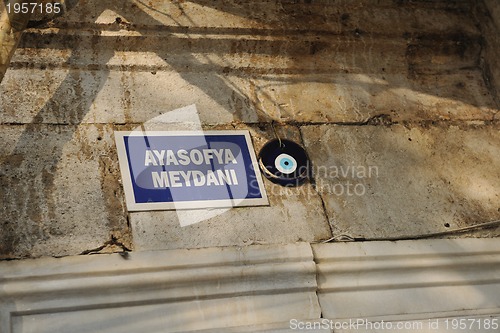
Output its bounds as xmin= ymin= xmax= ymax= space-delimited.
xmin=301 ymin=124 xmax=500 ymax=238
xmin=0 ymin=55 xmax=115 ymax=257
xmin=16 ymin=0 xmax=500 ymax=121
xmin=1 ymin=0 xmax=499 ymax=258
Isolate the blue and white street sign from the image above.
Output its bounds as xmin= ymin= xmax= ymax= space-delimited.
xmin=115 ymin=130 xmax=269 ymax=210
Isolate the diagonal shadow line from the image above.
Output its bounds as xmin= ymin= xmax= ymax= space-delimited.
xmin=0 ymin=45 xmax=114 ymax=258
xmin=66 ymin=3 xmax=259 ymax=123
xmin=15 ymin=1 xmax=496 ymax=114
xmin=1 ymin=0 xmax=262 ymax=259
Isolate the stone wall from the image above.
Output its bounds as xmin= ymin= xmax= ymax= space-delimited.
xmin=1 ymin=0 xmax=499 ymax=259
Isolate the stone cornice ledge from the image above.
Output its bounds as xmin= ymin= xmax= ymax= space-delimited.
xmin=2 ymin=238 xmax=500 ymax=332
xmin=313 ymin=238 xmax=500 ymax=323
xmin=0 ymin=243 xmax=320 ymax=333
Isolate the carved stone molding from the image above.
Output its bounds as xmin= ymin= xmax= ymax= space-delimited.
xmin=2 ymin=239 xmax=500 ymax=332
xmin=0 ymin=243 xmax=320 ymax=333
xmin=313 ymin=238 xmax=500 ymax=327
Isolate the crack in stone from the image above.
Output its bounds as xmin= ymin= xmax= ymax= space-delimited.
xmin=79 ymin=235 xmax=132 ymax=256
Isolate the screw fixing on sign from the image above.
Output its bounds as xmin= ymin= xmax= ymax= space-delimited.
xmin=258 ymin=138 xmax=310 ymax=186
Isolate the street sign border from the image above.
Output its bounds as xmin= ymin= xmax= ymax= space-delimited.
xmin=114 ymin=130 xmax=269 ymax=211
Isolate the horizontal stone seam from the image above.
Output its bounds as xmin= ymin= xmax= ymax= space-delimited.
xmin=324 ymin=308 xmax=500 ymax=323
xmin=0 ymin=260 xmax=317 ymax=290
xmin=313 ymin=251 xmax=500 ymax=262
xmin=317 ymin=278 xmax=500 ymax=293
xmin=0 ymin=256 xmax=315 ymax=282
xmin=8 ymin=288 xmax=319 ymax=316
xmin=2 ymin=119 xmax=499 ymax=128
xmin=6 ymin=62 xmax=480 ymax=77
xmin=23 ymin=26 xmax=480 ymax=39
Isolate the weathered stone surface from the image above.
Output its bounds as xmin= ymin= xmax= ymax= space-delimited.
xmin=3 ymin=68 xmax=494 ymax=126
xmin=0 ymin=124 xmax=130 ymax=259
xmin=0 ymin=0 xmax=499 ymax=259
xmin=56 ymin=0 xmax=479 ymax=36
xmin=479 ymin=0 xmax=500 ymax=110
xmin=130 ymin=182 xmax=330 ymax=250
xmin=0 ymin=69 xmax=236 ymax=125
xmin=2 ymin=0 xmax=493 ymax=126
xmin=302 ymin=123 xmax=500 ymax=239
xmin=250 ymin=72 xmax=497 ymax=123
xmin=130 ymin=124 xmax=331 ymax=251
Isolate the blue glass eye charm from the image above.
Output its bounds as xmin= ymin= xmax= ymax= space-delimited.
xmin=258 ymin=139 xmax=310 ymax=186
